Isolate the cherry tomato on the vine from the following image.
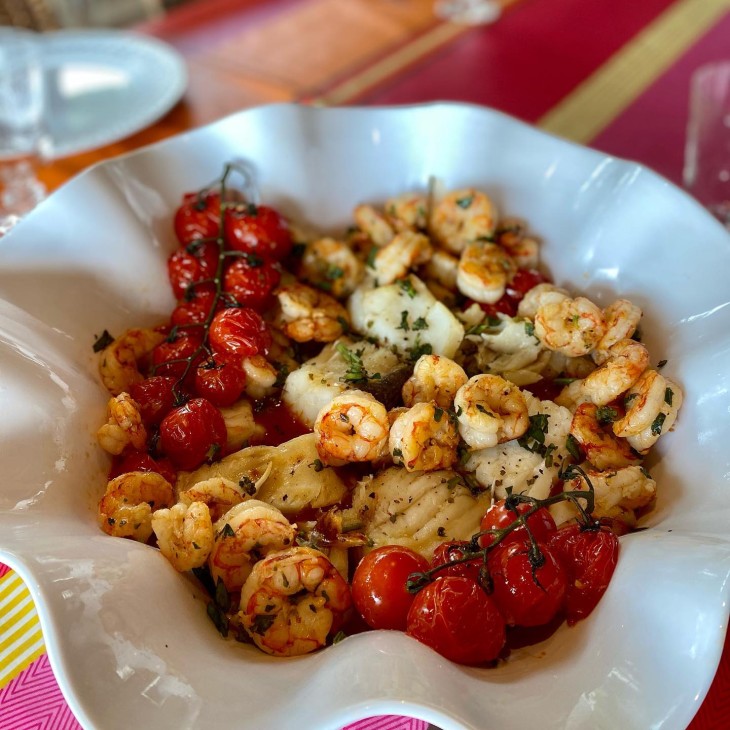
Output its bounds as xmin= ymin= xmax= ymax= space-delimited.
xmin=159 ymin=397 xmax=227 ymax=471
xmin=209 ymin=307 xmax=272 ymax=360
xmin=479 ymin=499 xmax=557 ymax=548
xmin=223 ymin=255 xmax=281 ymax=311
xmin=173 ymin=191 xmax=221 ymax=246
xmin=170 ymin=287 xmax=218 ymax=327
xmin=128 ymin=376 xmax=177 ymax=426
xmin=430 ymin=541 xmax=483 ymax=583
xmin=151 ymin=331 xmax=204 ymax=381
xmin=406 ymin=576 xmax=506 ymax=665
xmin=224 ymin=203 xmax=292 ymax=262
xmin=167 ymin=242 xmax=219 ymax=299
xmin=549 ymin=523 xmax=619 ymax=625
xmin=110 ymin=450 xmax=177 ymax=486
xmin=351 ymin=545 xmax=429 ymax=631
xmin=488 ymin=540 xmax=567 ymax=627
xmin=194 ymin=359 xmax=247 ymax=407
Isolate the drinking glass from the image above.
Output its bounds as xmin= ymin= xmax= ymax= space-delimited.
xmin=0 ymin=28 xmax=47 ymax=235
xmin=434 ymin=0 xmax=501 ymax=25
xmin=683 ymin=61 xmax=730 ymax=228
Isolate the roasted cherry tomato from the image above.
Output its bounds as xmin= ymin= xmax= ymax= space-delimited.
xmin=488 ymin=540 xmax=567 ymax=627
xmin=128 ymin=376 xmax=177 ymax=426
xmin=479 ymin=498 xmax=557 ymax=548
xmin=224 ymin=203 xmax=292 ymax=261
xmin=478 ymin=296 xmax=518 ymax=318
xmin=223 ymin=255 xmax=281 ymax=310
xmin=110 ymin=450 xmax=177 ymax=486
xmin=430 ymin=541 xmax=483 ymax=583
xmin=351 ymin=545 xmax=429 ymax=631
xmin=159 ymin=397 xmax=227 ymax=471
xmin=406 ymin=576 xmax=506 ymax=665
xmin=167 ymin=241 xmax=219 ymax=299
xmin=170 ymin=287 xmax=218 ymax=327
xmin=505 ymin=269 xmax=548 ymax=301
xmin=173 ymin=191 xmax=221 ymax=246
xmin=209 ymin=307 xmax=272 ymax=360
xmin=549 ymin=523 xmax=619 ymax=625
xmin=151 ymin=331 xmax=204 ymax=381
xmin=194 ymin=358 xmax=247 ymax=407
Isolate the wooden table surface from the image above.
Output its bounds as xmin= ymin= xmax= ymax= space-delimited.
xmin=7 ymin=0 xmax=729 ymax=728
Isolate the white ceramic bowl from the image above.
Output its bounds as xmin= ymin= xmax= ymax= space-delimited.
xmin=1 ymin=103 xmax=729 ymax=730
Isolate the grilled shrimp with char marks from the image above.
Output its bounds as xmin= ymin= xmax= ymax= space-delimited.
xmin=430 ymin=188 xmax=498 ymax=254
xmin=402 ymin=354 xmax=468 ymax=409
xmin=457 ymin=242 xmax=517 ymax=304
xmin=534 ymin=296 xmax=606 ymax=357
xmin=151 ymin=501 xmax=214 ymax=572
xmin=98 ymin=328 xmax=166 ymax=395
xmin=208 ymin=500 xmax=296 ymax=594
xmin=389 ymin=401 xmax=460 ymax=472
xmin=314 ymin=390 xmax=390 ymax=465
xmin=274 ymin=282 xmax=349 ymax=343
xmin=96 ymin=392 xmax=146 ymax=455
xmin=98 ymin=471 xmax=174 ymax=542
xmin=581 ymin=339 xmax=650 ymax=406
xmin=454 ymin=373 xmax=529 ymax=449
xmin=570 ymin=402 xmax=641 ymax=471
xmin=239 ymin=546 xmax=352 ymax=657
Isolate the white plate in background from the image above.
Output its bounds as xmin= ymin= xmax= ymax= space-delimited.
xmin=0 ymin=103 xmax=729 ymax=730
xmin=41 ymin=29 xmax=187 ymax=158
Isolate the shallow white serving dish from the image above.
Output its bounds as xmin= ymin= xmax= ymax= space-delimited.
xmin=0 ymin=103 xmax=729 ymax=730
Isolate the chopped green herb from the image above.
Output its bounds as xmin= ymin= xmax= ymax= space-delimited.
xmin=335 ymin=343 xmax=370 ymax=383
xmin=326 ymin=265 xmax=344 ymax=281
xmin=651 ymin=412 xmax=666 ymax=436
xmin=554 ymin=377 xmax=577 ymax=385
xmin=92 ymin=330 xmax=114 ymax=352
xmin=433 ymin=407 xmax=444 ymax=422
xmin=311 ymin=459 xmax=324 ymax=472
xmin=412 ymin=316 xmax=428 ymax=331
xmin=596 ymin=406 xmax=618 ymax=425
xmin=565 ymin=433 xmax=582 ymax=460
xmin=664 ymin=387 xmax=673 ymax=406
xmin=206 ymin=601 xmax=229 ymax=637
xmin=524 ymin=321 xmax=536 ymax=337
xmin=456 ymin=195 xmax=473 ymax=209
xmin=392 ymin=448 xmax=403 ymax=458
xmin=624 ymin=392 xmax=638 ymax=407
xmin=398 ymin=311 xmax=410 ymax=331
xmin=332 ymin=630 xmax=347 ymax=644
xmin=476 ymin=404 xmax=494 ymax=416
xmin=437 ymin=527 xmax=446 ymax=537
xmin=250 ymin=614 xmax=276 ymax=636
xmin=214 ymin=577 xmax=231 ymax=612
xmin=366 ymin=246 xmax=378 ymax=269
xmin=544 ymin=443 xmax=557 ymax=468
xmin=397 ymin=277 xmax=418 ymax=299
xmin=405 ymin=335 xmax=432 ymax=361
xmin=465 ymin=315 xmax=502 ymax=336
xmin=239 ymin=476 xmax=257 ymax=496
xmin=657 ymin=359 xmax=667 ymax=369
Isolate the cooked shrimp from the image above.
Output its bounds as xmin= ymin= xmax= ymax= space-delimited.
xmin=457 ymin=242 xmax=517 ymax=304
xmin=98 ymin=471 xmax=174 ymax=542
xmin=497 ymin=219 xmax=539 ymax=270
xmin=613 ymin=372 xmax=683 ymax=453
xmin=372 ymin=230 xmax=432 ymax=285
xmin=454 ymin=373 xmax=529 ymax=449
xmin=314 ymin=390 xmax=390 ymax=465
xmin=554 ymin=378 xmax=591 ymax=412
xmin=570 ymin=403 xmax=641 ymax=470
xmin=593 ymin=299 xmax=643 ymax=364
xmin=219 ymin=398 xmax=265 ymax=452
xmin=534 ymin=296 xmax=606 ymax=357
xmin=385 ymin=192 xmax=428 ymax=231
xmin=298 ymin=237 xmax=365 ymax=299
xmin=151 ymin=502 xmax=214 ymax=572
xmin=274 ymin=283 xmax=349 ymax=343
xmin=581 ymin=339 xmax=649 ymax=405
xmin=242 ymin=355 xmax=277 ymax=399
xmin=421 ymin=247 xmax=459 ymax=291
xmin=430 ymin=188 xmax=498 ymax=254
xmin=516 ymin=283 xmax=569 ymax=319
xmin=354 ymin=204 xmax=395 ymax=247
xmin=389 ymin=401 xmax=460 ymax=472
xmin=402 ymin=354 xmax=468 ymax=409
xmin=96 ymin=392 xmax=146 ymax=456
xmin=98 ymin=328 xmax=166 ymax=395
xmin=239 ymin=546 xmax=352 ymax=657
xmin=208 ymin=500 xmax=296 ymax=594
xmin=179 ymin=477 xmax=246 ymax=521
xmin=565 ymin=465 xmax=657 ymax=521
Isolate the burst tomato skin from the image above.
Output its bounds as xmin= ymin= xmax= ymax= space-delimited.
xmin=488 ymin=540 xmax=567 ymax=627
xmin=128 ymin=376 xmax=177 ymax=426
xmin=167 ymin=242 xmax=219 ymax=299
xmin=151 ymin=331 xmax=204 ymax=381
xmin=505 ymin=269 xmax=549 ymax=301
xmin=174 ymin=192 xmax=221 ymax=245
xmin=479 ymin=499 xmax=557 ymax=548
xmin=170 ymin=287 xmax=218 ymax=327
xmin=193 ymin=359 xmax=247 ymax=407
xmin=159 ymin=397 xmax=227 ymax=471
xmin=430 ymin=541 xmax=483 ymax=582
xmin=549 ymin=524 xmax=619 ymax=625
xmin=208 ymin=307 xmax=272 ymax=360
xmin=223 ymin=256 xmax=281 ymax=310
xmin=351 ymin=546 xmax=429 ymax=631
xmin=224 ymin=203 xmax=292 ymax=262
xmin=406 ymin=577 xmax=506 ymax=665
xmin=110 ymin=450 xmax=177 ymax=486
